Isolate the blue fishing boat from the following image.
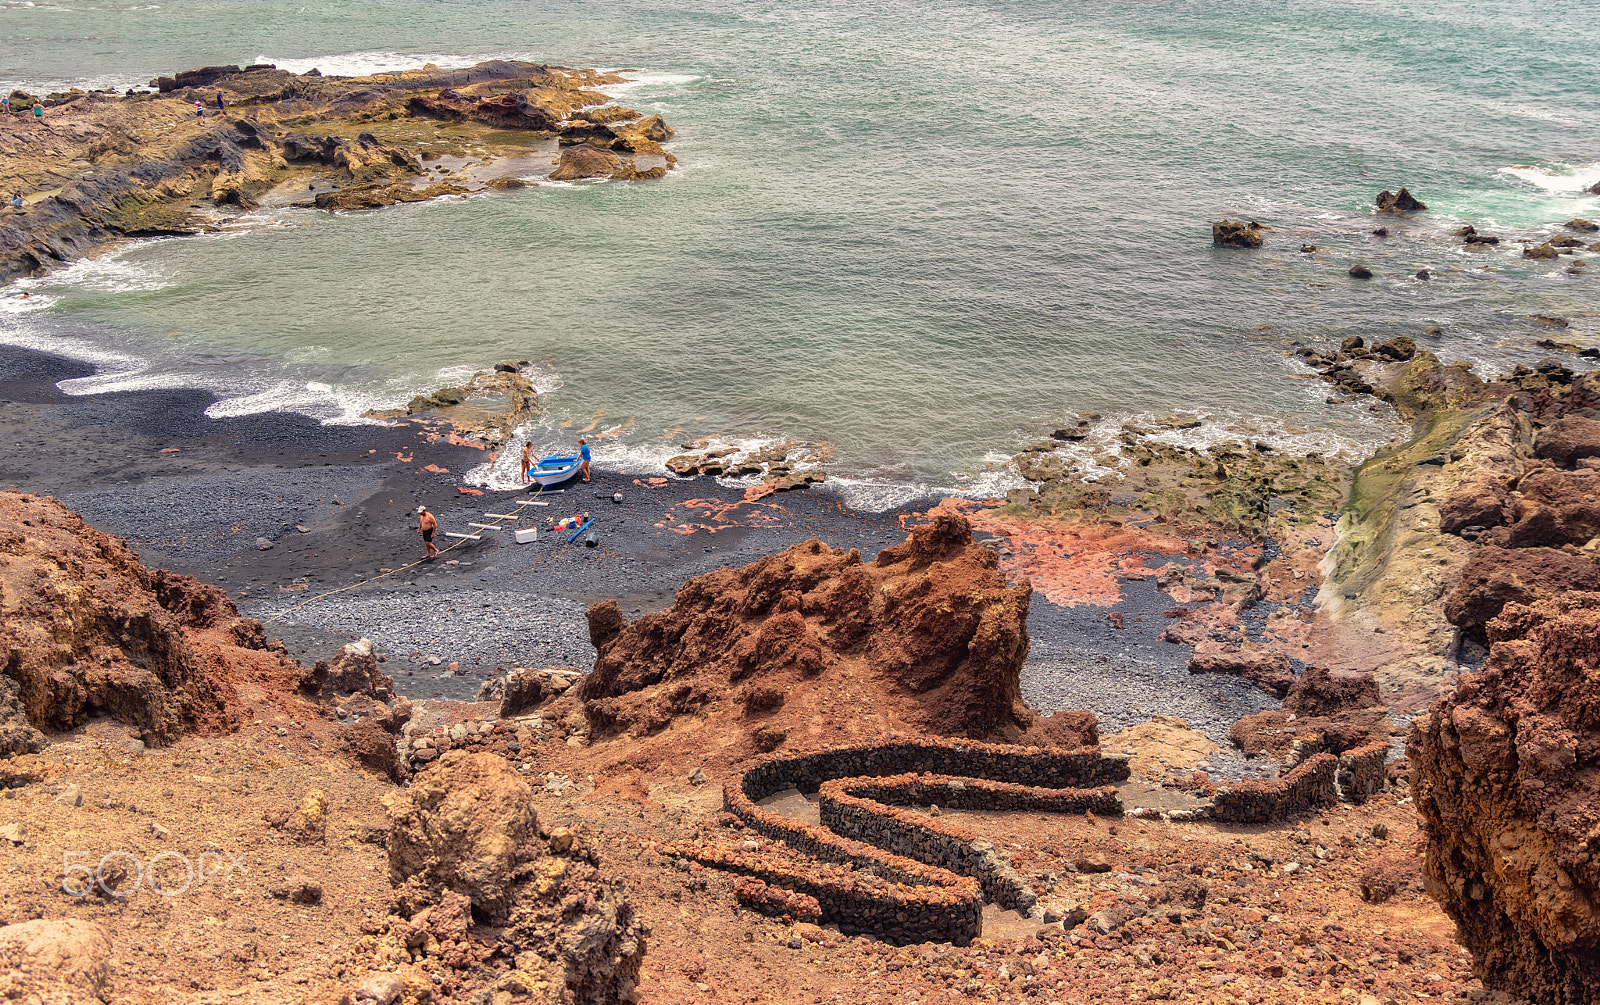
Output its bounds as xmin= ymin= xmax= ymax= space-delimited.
xmin=527 ymin=454 xmax=581 ymax=487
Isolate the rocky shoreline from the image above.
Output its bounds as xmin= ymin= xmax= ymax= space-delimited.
xmin=2 ymin=327 xmax=1599 ymax=1002
xmin=0 ymin=59 xmax=677 ymax=284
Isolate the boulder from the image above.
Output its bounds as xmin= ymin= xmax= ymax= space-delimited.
xmin=306 ymin=638 xmax=394 ymax=700
xmin=1375 ymin=188 xmax=1427 ymax=213
xmin=549 ymin=144 xmax=625 ymax=181
xmin=1535 ymin=416 xmax=1600 ymax=467
xmin=1212 ymin=220 xmax=1263 ymax=248
xmin=586 ymin=599 xmax=627 ymax=652
xmin=1186 ymin=646 xmax=1296 ymax=698
xmin=1567 ymin=218 xmax=1600 ymax=233
xmin=1410 ymin=593 xmax=1600 ymax=1003
xmin=1444 ymin=546 xmax=1600 ymax=638
xmin=0 ymin=919 xmax=113 ymax=998
xmin=1438 ymin=476 xmax=1508 ymax=535
xmin=382 ymin=752 xmax=645 ymax=1003
xmin=1348 ymin=264 xmax=1373 ymax=279
xmin=1524 ymin=243 xmax=1562 ymax=260
xmin=1501 ymin=469 xmax=1600 ymax=548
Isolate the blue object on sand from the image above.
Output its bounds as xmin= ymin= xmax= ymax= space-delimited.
xmin=567 ymin=517 xmax=594 ymax=544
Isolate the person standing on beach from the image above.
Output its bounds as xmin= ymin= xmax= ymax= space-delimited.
xmin=521 ymin=442 xmax=534 ymax=484
xmin=417 ymin=505 xmax=438 ymax=558
xmin=578 ymin=438 xmax=591 ymax=482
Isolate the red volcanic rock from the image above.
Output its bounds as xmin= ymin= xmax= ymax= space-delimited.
xmin=1409 ymin=593 xmax=1600 ymax=1003
xmin=578 ymin=513 xmax=1096 ymax=766
xmin=1535 ymin=416 xmax=1600 ymax=467
xmin=1186 ymin=645 xmax=1296 ymax=698
xmin=1438 ymin=475 xmax=1509 ymax=535
xmin=1502 ymin=469 xmax=1600 ymax=548
xmin=1444 ymin=546 xmax=1600 ymax=638
xmin=383 ymin=752 xmax=645 ymax=1003
xmin=0 ymin=491 xmax=262 ymax=744
xmin=1228 ymin=667 xmax=1389 ymax=759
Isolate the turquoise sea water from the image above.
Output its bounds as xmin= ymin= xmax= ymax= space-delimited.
xmin=2 ymin=1 xmax=1597 ymax=505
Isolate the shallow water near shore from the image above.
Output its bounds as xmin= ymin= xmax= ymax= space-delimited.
xmin=3 ymin=0 xmax=1599 ymax=505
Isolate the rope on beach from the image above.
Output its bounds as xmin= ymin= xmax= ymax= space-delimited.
xmin=261 ymin=483 xmax=548 ymax=624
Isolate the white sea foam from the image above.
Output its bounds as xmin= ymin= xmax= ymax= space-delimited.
xmin=13 ymin=241 xmax=173 ymax=295
xmin=1497 ymin=163 xmax=1600 ymax=196
xmin=255 ymin=51 xmax=486 ymax=79
xmin=0 ymin=293 xmax=53 ymax=314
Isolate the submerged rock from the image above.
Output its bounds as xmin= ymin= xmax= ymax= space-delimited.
xmin=1211 ymin=219 xmax=1264 ymax=248
xmin=1375 ymin=187 xmax=1427 ymax=213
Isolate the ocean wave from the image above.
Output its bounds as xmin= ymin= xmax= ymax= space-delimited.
xmin=1498 ymin=163 xmax=1600 ymax=196
xmin=13 ymin=241 xmax=173 ymax=294
xmin=254 ymin=51 xmax=487 ymax=78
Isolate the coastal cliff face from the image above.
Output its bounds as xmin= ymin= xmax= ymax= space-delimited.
xmin=576 ymin=512 xmax=1097 ymax=769
xmin=0 ymin=60 xmax=677 ymax=282
xmin=1409 ymin=593 xmax=1600 ymax=1004
xmin=0 ymin=489 xmax=307 ymax=745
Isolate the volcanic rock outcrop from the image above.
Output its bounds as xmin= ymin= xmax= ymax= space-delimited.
xmin=1227 ymin=667 xmax=1391 ymax=761
xmin=381 ymin=751 xmax=646 ymax=1004
xmin=1 ymin=60 xmax=676 ymax=282
xmin=1410 ymin=593 xmax=1600 ymax=1004
xmin=0 ymin=490 xmax=307 ymax=745
xmin=577 ymin=513 xmax=1097 ymax=767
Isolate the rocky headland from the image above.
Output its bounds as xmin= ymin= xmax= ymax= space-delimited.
xmin=0 ymin=59 xmax=676 ymax=283
xmin=1 ymin=181 xmax=1598 ymax=1000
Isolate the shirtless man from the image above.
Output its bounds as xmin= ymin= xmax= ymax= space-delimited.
xmin=417 ymin=505 xmax=438 ymax=558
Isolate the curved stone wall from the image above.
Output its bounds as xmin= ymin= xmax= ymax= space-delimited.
xmin=672 ymin=735 xmax=1129 ymax=944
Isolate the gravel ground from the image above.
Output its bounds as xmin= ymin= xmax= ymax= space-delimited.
xmin=6 ymin=343 xmax=1305 ymax=778
xmin=1021 ymin=577 xmax=1283 ymax=781
xmin=63 ymin=467 xmax=386 ymax=567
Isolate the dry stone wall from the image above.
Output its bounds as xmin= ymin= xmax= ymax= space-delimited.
xmin=677 ymin=735 xmax=1129 ymax=944
xmin=1211 ymin=753 xmax=1338 ymax=823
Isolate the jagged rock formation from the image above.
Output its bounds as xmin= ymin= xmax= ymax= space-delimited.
xmin=576 ymin=513 xmax=1097 ymax=767
xmin=1212 ymin=220 xmax=1264 ymax=248
xmin=1 ymin=492 xmax=256 ymax=743
xmin=1410 ymin=593 xmax=1600 ymax=1004
xmin=1228 ymin=667 xmax=1391 ymax=762
xmin=1 ymin=60 xmax=676 ymax=282
xmin=0 ymin=490 xmax=335 ymax=752
xmin=381 ymin=751 xmax=646 ymax=1003
xmin=1376 ymin=187 xmax=1427 ymax=213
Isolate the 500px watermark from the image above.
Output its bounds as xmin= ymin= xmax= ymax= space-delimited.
xmin=60 ymin=849 xmax=247 ymax=899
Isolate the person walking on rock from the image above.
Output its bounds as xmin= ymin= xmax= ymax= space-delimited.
xmin=195 ymin=99 xmax=205 ymax=123
xmin=1 ymin=95 xmax=9 ymax=117
xmin=417 ymin=505 xmax=438 ymax=559
xmin=215 ymin=91 xmax=226 ymax=113
xmin=578 ymin=438 xmax=591 ymax=482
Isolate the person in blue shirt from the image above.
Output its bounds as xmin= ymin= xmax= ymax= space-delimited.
xmin=578 ymin=439 xmax=591 ymax=482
